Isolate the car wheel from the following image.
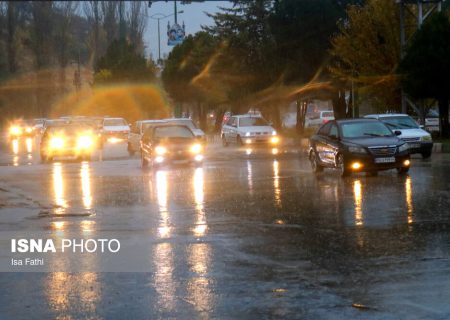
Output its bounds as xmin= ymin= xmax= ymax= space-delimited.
xmin=421 ymin=151 xmax=432 ymax=159
xmin=397 ymin=166 xmax=409 ymax=174
xmin=309 ymin=151 xmax=323 ymax=173
xmin=336 ymin=154 xmax=350 ymax=177
xmin=237 ymin=135 xmax=243 ymax=146
xmin=222 ymin=135 xmax=229 ymax=147
xmin=141 ymin=153 xmax=148 ymax=168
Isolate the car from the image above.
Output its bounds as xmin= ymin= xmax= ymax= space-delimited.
xmin=163 ymin=118 xmax=206 ymax=142
xmin=140 ymin=124 xmax=204 ymax=168
xmin=221 ymin=114 xmax=279 ymax=146
xmin=364 ymin=113 xmax=433 ymax=158
xmin=308 ymin=119 xmax=411 ymax=177
xmin=128 ymin=120 xmax=167 ymax=156
xmin=33 ymin=118 xmax=46 ymax=135
xmin=101 ymin=117 xmax=130 ymax=143
xmin=305 ymin=110 xmax=335 ymax=128
xmin=40 ymin=123 xmax=97 ymax=162
xmin=7 ymin=119 xmax=37 ymax=139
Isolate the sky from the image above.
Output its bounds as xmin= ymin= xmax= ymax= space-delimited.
xmin=144 ymin=1 xmax=233 ymax=60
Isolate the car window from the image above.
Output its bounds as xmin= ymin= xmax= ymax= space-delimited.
xmin=329 ymin=124 xmax=339 ymax=138
xmin=167 ymin=119 xmax=197 ymax=130
xmin=318 ymin=122 xmax=332 ymax=136
xmin=380 ymin=116 xmax=419 ymax=129
xmin=154 ymin=126 xmax=194 ymax=138
xmin=227 ymin=117 xmax=236 ymax=127
xmin=239 ymin=117 xmax=269 ymax=127
xmin=341 ymin=121 xmax=394 ymax=138
xmin=104 ymin=118 xmax=127 ymax=126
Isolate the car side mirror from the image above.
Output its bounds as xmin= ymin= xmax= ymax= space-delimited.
xmin=394 ymin=130 xmax=402 ymax=136
xmin=419 ymin=125 xmax=424 ymax=129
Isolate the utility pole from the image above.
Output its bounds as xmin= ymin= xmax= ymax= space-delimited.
xmin=398 ymin=0 xmax=443 ymax=114
xmin=174 ymin=1 xmax=178 ymax=24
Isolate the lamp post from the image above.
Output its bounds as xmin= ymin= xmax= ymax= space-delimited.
xmin=149 ymin=11 xmax=183 ymax=64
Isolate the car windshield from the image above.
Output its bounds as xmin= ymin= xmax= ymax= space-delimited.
xmin=154 ymin=126 xmax=194 ymax=139
xmin=341 ymin=122 xmax=393 ymax=138
xmin=142 ymin=122 xmax=166 ymax=131
xmin=46 ymin=125 xmax=88 ymax=135
xmin=380 ymin=116 xmax=419 ymax=129
xmin=104 ymin=119 xmax=127 ymax=126
xmin=239 ymin=117 xmax=269 ymax=127
xmin=167 ymin=119 xmax=197 ymax=130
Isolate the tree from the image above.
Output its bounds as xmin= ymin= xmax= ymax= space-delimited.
xmin=399 ymin=12 xmax=450 ymax=137
xmin=95 ymin=39 xmax=156 ymax=84
xmin=330 ymin=0 xmax=402 ymax=114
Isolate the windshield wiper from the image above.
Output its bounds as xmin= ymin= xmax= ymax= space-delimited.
xmin=363 ymin=133 xmax=383 ymax=137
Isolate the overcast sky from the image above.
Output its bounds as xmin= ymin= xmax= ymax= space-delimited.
xmin=144 ymin=1 xmax=232 ymax=60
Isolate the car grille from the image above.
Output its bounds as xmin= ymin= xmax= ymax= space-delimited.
xmin=368 ymin=146 xmax=397 ymax=156
xmin=402 ymin=137 xmax=420 ymax=142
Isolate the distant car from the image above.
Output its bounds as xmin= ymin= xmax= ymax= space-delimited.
xmin=308 ymin=119 xmax=411 ymax=177
xmin=163 ymin=118 xmax=205 ymax=142
xmin=305 ymin=111 xmax=334 ymax=128
xmin=40 ymin=123 xmax=97 ymax=162
xmin=102 ymin=117 xmax=130 ymax=143
xmin=7 ymin=120 xmax=37 ymax=139
xmin=364 ymin=114 xmax=433 ymax=158
xmin=140 ymin=124 xmax=204 ymax=168
xmin=128 ymin=120 xmax=167 ymax=156
xmin=221 ymin=114 xmax=279 ymax=146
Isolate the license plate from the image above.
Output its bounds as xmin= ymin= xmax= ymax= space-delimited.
xmin=375 ymin=157 xmax=395 ymax=164
xmin=408 ymin=143 xmax=420 ymax=148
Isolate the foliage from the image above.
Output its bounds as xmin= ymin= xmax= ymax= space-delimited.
xmin=330 ymin=0 xmax=401 ymax=112
xmin=399 ymin=12 xmax=450 ymax=136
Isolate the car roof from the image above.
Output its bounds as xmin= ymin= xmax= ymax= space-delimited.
xmin=164 ymin=118 xmax=193 ymax=121
xmin=365 ymin=113 xmax=412 ymax=118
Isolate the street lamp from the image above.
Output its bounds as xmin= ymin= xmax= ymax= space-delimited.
xmin=149 ymin=11 xmax=183 ymax=64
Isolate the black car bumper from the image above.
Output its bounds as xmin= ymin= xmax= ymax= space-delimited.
xmin=407 ymin=142 xmax=433 ymax=155
xmin=343 ymin=152 xmax=410 ymax=172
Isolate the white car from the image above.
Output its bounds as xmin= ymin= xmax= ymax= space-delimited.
xmin=221 ymin=115 xmax=279 ymax=146
xmin=127 ymin=120 xmax=167 ymax=155
xmin=163 ymin=118 xmax=205 ymax=141
xmin=102 ymin=117 xmax=130 ymax=143
xmin=305 ymin=111 xmax=334 ymax=128
xmin=364 ymin=113 xmax=433 ymax=158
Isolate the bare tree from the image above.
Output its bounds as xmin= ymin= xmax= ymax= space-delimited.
xmin=84 ymin=0 xmax=103 ymax=66
xmin=101 ymin=1 xmax=118 ymax=47
xmin=126 ymin=1 xmax=147 ymax=54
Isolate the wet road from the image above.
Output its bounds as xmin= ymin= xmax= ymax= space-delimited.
xmin=1 ymin=136 xmax=450 ymax=319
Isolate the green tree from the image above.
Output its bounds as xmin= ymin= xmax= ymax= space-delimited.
xmin=399 ymin=12 xmax=450 ymax=137
xmin=95 ymin=39 xmax=156 ymax=84
xmin=330 ymin=0 xmax=402 ymax=114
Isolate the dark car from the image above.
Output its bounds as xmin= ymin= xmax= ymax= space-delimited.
xmin=140 ymin=124 xmax=204 ymax=168
xmin=308 ymin=119 xmax=411 ymax=176
xmin=40 ymin=123 xmax=96 ymax=162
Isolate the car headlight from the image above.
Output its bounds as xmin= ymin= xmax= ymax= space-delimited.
xmin=77 ymin=136 xmax=93 ymax=149
xmin=9 ymin=126 xmax=21 ymax=135
xmin=348 ymin=146 xmax=367 ymax=154
xmin=421 ymin=135 xmax=432 ymax=142
xmin=155 ymin=146 xmax=167 ymax=155
xmin=398 ymin=143 xmax=409 ymax=152
xmin=272 ymin=130 xmax=277 ymax=136
xmin=190 ymin=143 xmax=202 ymax=154
xmin=270 ymin=136 xmax=279 ymax=144
xmin=245 ymin=132 xmax=251 ymax=137
xmin=25 ymin=127 xmax=33 ymax=133
xmin=50 ymin=137 xmax=65 ymax=149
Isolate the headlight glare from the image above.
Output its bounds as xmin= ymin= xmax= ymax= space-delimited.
xmin=245 ymin=132 xmax=251 ymax=137
xmin=10 ymin=126 xmax=21 ymax=135
xmin=272 ymin=130 xmax=277 ymax=136
xmin=155 ymin=146 xmax=167 ymax=155
xmin=190 ymin=143 xmax=202 ymax=153
xmin=50 ymin=137 xmax=65 ymax=149
xmin=77 ymin=136 xmax=93 ymax=149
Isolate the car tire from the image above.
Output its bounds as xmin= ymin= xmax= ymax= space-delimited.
xmin=421 ymin=151 xmax=432 ymax=159
xmin=336 ymin=154 xmax=350 ymax=177
xmin=309 ymin=151 xmax=323 ymax=173
xmin=397 ymin=166 xmax=409 ymax=174
xmin=237 ymin=135 xmax=243 ymax=146
xmin=222 ymin=135 xmax=229 ymax=147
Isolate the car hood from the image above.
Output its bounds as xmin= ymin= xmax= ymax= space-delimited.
xmin=395 ymin=128 xmax=430 ymax=138
xmin=342 ymin=136 xmax=403 ymax=147
xmin=238 ymin=126 xmax=275 ymax=133
xmin=104 ymin=125 xmax=130 ymax=132
xmin=191 ymin=128 xmax=205 ymax=136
